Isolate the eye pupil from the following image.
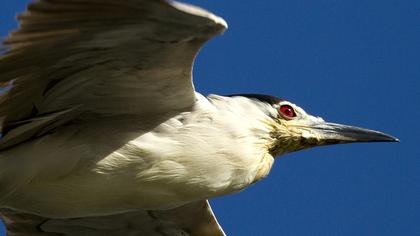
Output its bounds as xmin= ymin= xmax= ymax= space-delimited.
xmin=279 ymin=105 xmax=296 ymax=119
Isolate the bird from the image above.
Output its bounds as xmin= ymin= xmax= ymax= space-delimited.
xmin=0 ymin=0 xmax=398 ymax=235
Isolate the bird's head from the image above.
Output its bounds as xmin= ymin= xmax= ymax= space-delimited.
xmin=232 ymin=94 xmax=399 ymax=157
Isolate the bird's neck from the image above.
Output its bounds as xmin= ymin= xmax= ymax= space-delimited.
xmin=203 ymin=94 xmax=278 ymax=183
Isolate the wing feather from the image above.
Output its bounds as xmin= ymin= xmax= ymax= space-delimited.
xmin=0 ymin=0 xmax=226 ymax=147
xmin=1 ymin=201 xmax=226 ymax=236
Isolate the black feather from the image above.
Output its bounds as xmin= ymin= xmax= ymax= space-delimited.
xmin=227 ymin=94 xmax=284 ymax=105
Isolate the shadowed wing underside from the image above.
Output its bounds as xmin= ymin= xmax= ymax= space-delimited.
xmin=0 ymin=0 xmax=227 ymax=235
xmin=1 ymin=200 xmax=225 ymax=236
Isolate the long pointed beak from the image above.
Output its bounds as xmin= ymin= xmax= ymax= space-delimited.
xmin=310 ymin=122 xmax=399 ymax=145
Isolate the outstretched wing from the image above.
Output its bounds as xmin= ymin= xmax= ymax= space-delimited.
xmin=0 ymin=0 xmax=227 ymax=148
xmin=1 ymin=200 xmax=226 ymax=236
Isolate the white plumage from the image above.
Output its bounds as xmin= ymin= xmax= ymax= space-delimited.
xmin=2 ymin=94 xmax=277 ymax=218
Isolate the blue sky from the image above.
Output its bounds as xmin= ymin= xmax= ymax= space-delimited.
xmin=1 ymin=0 xmax=419 ymax=235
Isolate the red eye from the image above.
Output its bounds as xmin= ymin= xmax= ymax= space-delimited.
xmin=279 ymin=105 xmax=296 ymax=119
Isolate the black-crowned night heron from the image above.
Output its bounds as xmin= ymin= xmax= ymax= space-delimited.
xmin=0 ymin=1 xmax=398 ymax=235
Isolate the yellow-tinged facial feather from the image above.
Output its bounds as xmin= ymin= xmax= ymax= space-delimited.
xmin=262 ymin=100 xmax=398 ymax=157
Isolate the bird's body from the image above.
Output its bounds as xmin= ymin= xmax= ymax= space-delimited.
xmin=0 ymin=94 xmax=275 ymax=218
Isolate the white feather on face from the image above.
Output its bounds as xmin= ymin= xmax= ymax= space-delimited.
xmin=226 ymin=94 xmax=330 ymax=156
